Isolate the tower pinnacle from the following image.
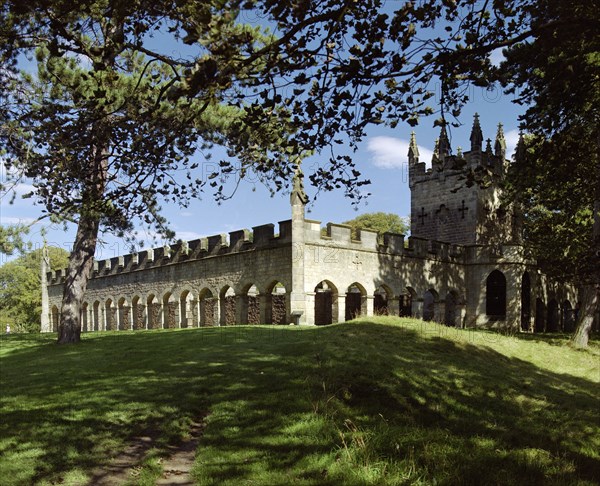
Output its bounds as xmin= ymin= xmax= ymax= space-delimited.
xmin=408 ymin=131 xmax=419 ymax=164
xmin=494 ymin=123 xmax=506 ymax=159
xmin=470 ymin=113 xmax=483 ymax=151
xmin=438 ymin=124 xmax=451 ymax=158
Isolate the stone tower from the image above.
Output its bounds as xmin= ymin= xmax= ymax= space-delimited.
xmin=409 ymin=115 xmax=512 ymax=245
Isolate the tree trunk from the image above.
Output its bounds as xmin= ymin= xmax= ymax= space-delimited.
xmin=571 ymin=132 xmax=600 ymax=348
xmin=57 ymin=214 xmax=100 ymax=344
xmin=571 ymin=284 xmax=599 ymax=348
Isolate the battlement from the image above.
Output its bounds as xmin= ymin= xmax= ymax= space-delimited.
xmin=303 ymin=219 xmax=379 ymax=249
xmin=47 ymin=220 xmax=292 ymax=285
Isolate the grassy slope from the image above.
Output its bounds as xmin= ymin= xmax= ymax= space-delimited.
xmin=0 ymin=318 xmax=598 ymax=485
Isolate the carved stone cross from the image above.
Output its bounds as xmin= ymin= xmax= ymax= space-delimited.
xmin=458 ymin=200 xmax=469 ymax=219
xmin=417 ymin=207 xmax=428 ymax=225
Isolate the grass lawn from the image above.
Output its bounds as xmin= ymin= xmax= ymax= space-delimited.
xmin=1 ymin=317 xmax=598 ymax=485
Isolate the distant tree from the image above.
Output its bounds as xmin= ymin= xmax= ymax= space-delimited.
xmin=340 ymin=212 xmax=409 ymax=241
xmin=0 ymin=224 xmax=29 ymax=255
xmin=0 ymin=246 xmax=69 ymax=332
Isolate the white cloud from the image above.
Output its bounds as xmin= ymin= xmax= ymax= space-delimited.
xmin=0 ymin=216 xmax=36 ymax=225
xmin=367 ymin=136 xmax=434 ymax=169
xmin=489 ymin=47 xmax=505 ymax=67
xmin=505 ymin=129 xmax=520 ymax=159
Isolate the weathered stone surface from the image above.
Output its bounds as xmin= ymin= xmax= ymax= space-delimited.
xmin=46 ymin=123 xmax=581 ymax=333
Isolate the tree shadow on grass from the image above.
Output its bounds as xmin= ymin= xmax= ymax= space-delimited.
xmin=0 ymin=323 xmax=598 ymax=485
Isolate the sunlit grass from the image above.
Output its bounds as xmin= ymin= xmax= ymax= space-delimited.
xmin=1 ymin=318 xmax=598 ymax=485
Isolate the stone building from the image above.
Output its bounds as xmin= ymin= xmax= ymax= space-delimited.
xmin=45 ymin=116 xmax=580 ymax=333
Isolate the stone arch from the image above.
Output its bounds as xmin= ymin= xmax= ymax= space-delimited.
xmin=105 ymin=298 xmax=116 ymax=331
xmin=147 ymin=294 xmax=161 ymax=329
xmin=93 ymin=301 xmax=101 ymax=331
xmin=535 ymin=298 xmax=546 ymax=332
xmin=486 ymin=270 xmax=507 ymax=319
xmin=132 ymin=295 xmax=145 ymax=330
xmin=117 ymin=297 xmax=131 ymax=331
xmin=265 ymin=281 xmax=287 ymax=325
xmin=444 ymin=290 xmax=460 ymax=327
xmin=199 ymin=288 xmax=217 ymax=327
xmin=547 ymin=298 xmax=559 ymax=332
xmin=374 ymin=285 xmax=392 ymax=316
xmin=399 ymin=287 xmax=416 ymax=317
xmin=240 ymin=283 xmax=260 ymax=325
xmin=179 ymin=289 xmax=196 ymax=328
xmin=162 ymin=292 xmax=178 ymax=329
xmin=81 ymin=302 xmax=89 ymax=332
xmin=562 ymin=300 xmax=575 ymax=332
xmin=51 ymin=305 xmax=60 ymax=332
xmin=314 ymin=280 xmax=338 ymax=326
xmin=220 ymin=286 xmax=236 ymax=326
xmin=423 ymin=288 xmax=439 ymax=322
xmin=345 ymin=282 xmax=367 ymax=321
xmin=520 ymin=272 xmax=532 ymax=331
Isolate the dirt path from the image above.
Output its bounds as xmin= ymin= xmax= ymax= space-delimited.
xmin=87 ymin=416 xmax=207 ymax=486
xmin=88 ymin=433 xmax=157 ymax=485
xmin=155 ymin=420 xmax=206 ymax=485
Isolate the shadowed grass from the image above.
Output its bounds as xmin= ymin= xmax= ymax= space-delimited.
xmin=0 ymin=317 xmax=598 ymax=485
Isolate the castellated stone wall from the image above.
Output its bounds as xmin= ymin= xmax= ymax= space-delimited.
xmin=47 ymin=215 xmax=576 ymax=332
xmin=46 ymin=122 xmax=579 ymax=333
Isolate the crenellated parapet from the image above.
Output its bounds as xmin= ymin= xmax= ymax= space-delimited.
xmin=47 ymin=220 xmax=293 ymax=285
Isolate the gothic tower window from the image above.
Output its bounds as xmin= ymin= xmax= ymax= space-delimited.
xmin=486 ymin=270 xmax=506 ymax=318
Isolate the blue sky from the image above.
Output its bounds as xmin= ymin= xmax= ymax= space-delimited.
xmin=0 ymin=91 xmax=522 ymax=264
xmin=0 ymin=10 xmax=525 ymax=265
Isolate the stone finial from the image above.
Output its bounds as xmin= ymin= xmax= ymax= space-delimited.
xmin=408 ymin=131 xmax=419 ymax=164
xmin=494 ymin=123 xmax=506 ymax=158
xmin=431 ymin=137 xmax=440 ymax=166
xmin=456 ymin=146 xmax=463 ymax=158
xmin=438 ymin=124 xmax=451 ymax=158
xmin=470 ymin=113 xmax=483 ymax=151
xmin=290 ymin=161 xmax=308 ymax=206
xmin=163 ymin=244 xmax=172 ymax=259
xmin=485 ymin=138 xmax=493 ymax=154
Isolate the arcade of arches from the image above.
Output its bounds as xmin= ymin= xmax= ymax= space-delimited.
xmin=49 ymin=269 xmax=580 ymax=333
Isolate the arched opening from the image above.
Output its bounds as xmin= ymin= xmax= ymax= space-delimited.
xmin=444 ymin=291 xmax=459 ymax=327
xmin=534 ymin=298 xmax=546 ymax=332
xmin=93 ymin=301 xmax=100 ymax=331
xmin=374 ymin=286 xmax=391 ymax=315
xmin=162 ymin=292 xmax=177 ymax=329
xmin=423 ymin=289 xmax=438 ymax=322
xmin=81 ymin=302 xmax=88 ymax=332
xmin=399 ymin=287 xmax=415 ymax=317
xmin=220 ymin=286 xmax=236 ymax=326
xmin=147 ymin=294 xmax=161 ymax=329
xmin=105 ymin=299 xmax=116 ymax=331
xmin=118 ymin=297 xmax=130 ymax=331
xmin=132 ymin=296 xmax=144 ymax=330
xmin=345 ymin=283 xmax=366 ymax=321
xmin=51 ymin=305 xmax=60 ymax=332
xmin=486 ymin=270 xmax=506 ymax=319
xmin=266 ymin=282 xmax=287 ymax=325
xmin=314 ymin=280 xmax=338 ymax=326
xmin=242 ymin=284 xmax=260 ymax=325
xmin=547 ymin=299 xmax=559 ymax=332
xmin=199 ymin=288 xmax=216 ymax=326
xmin=520 ymin=272 xmax=531 ymax=331
xmin=179 ymin=290 xmax=195 ymax=328
xmin=562 ymin=300 xmax=575 ymax=332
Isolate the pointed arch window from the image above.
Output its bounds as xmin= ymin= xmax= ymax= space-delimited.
xmin=486 ymin=270 xmax=506 ymax=318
